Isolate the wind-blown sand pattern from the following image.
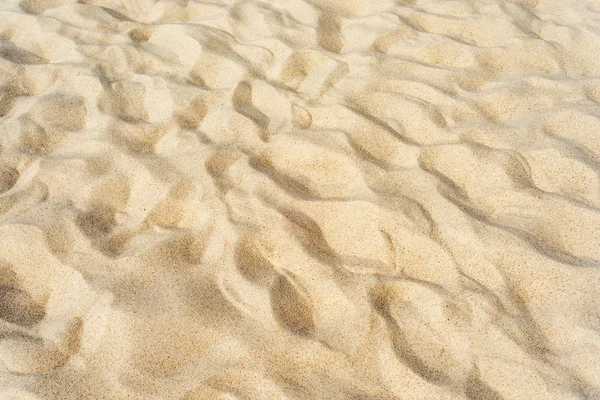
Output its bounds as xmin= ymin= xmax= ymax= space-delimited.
xmin=0 ymin=0 xmax=599 ymax=398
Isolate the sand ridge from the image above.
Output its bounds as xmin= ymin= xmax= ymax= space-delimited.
xmin=0 ymin=0 xmax=599 ymax=398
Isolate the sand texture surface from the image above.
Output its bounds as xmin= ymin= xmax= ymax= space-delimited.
xmin=0 ymin=0 xmax=599 ymax=398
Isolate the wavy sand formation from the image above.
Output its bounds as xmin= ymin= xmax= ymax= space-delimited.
xmin=0 ymin=0 xmax=599 ymax=398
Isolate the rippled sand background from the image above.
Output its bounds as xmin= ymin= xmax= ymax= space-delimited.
xmin=0 ymin=0 xmax=599 ymax=398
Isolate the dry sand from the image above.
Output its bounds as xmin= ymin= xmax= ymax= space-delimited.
xmin=0 ymin=0 xmax=599 ymax=398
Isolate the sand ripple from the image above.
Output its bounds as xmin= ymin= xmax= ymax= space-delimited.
xmin=0 ymin=0 xmax=599 ymax=398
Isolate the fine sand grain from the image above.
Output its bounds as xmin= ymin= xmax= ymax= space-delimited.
xmin=0 ymin=0 xmax=599 ymax=399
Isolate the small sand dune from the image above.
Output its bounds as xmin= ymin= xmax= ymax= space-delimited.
xmin=0 ymin=0 xmax=599 ymax=399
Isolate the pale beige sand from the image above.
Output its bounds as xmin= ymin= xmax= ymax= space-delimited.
xmin=0 ymin=0 xmax=599 ymax=398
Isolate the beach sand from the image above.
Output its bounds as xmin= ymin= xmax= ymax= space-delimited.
xmin=0 ymin=0 xmax=599 ymax=398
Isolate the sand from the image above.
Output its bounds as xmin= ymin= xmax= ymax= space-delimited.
xmin=0 ymin=0 xmax=599 ymax=398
